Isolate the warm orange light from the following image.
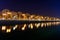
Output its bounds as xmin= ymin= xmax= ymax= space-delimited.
xmin=2 ymin=13 xmax=6 ymax=16
xmin=7 ymin=12 xmax=12 ymax=14
xmin=41 ymin=23 xmax=44 ymax=27
xmin=2 ymin=26 xmax=6 ymax=30
xmin=21 ymin=27 xmax=25 ymax=30
xmin=21 ymin=24 xmax=27 ymax=30
xmin=0 ymin=9 xmax=60 ymax=21
xmin=28 ymin=23 xmax=33 ymax=29
xmin=6 ymin=29 xmax=11 ymax=33
xmin=35 ymin=23 xmax=40 ymax=28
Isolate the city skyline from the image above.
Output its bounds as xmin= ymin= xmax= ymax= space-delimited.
xmin=0 ymin=0 xmax=60 ymax=18
xmin=0 ymin=9 xmax=60 ymax=21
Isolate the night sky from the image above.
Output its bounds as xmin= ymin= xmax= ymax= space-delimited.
xmin=0 ymin=0 xmax=60 ymax=18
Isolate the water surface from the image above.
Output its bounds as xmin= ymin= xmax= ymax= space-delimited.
xmin=0 ymin=22 xmax=60 ymax=40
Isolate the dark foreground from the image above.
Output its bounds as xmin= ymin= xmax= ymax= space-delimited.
xmin=0 ymin=20 xmax=60 ymax=26
xmin=0 ymin=25 xmax=60 ymax=40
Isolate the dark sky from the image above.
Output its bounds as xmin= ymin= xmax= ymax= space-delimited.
xmin=0 ymin=0 xmax=60 ymax=18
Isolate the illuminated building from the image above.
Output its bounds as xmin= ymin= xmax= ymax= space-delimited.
xmin=0 ymin=9 xmax=59 ymax=21
xmin=0 ymin=9 xmax=60 ymax=33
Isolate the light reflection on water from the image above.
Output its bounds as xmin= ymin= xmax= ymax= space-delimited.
xmin=0 ymin=22 xmax=60 ymax=33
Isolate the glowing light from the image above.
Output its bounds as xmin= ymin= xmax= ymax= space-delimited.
xmin=13 ymin=25 xmax=18 ymax=30
xmin=56 ymin=22 xmax=60 ymax=25
xmin=0 ymin=22 xmax=60 ymax=32
xmin=41 ymin=23 xmax=44 ymax=27
xmin=7 ymin=12 xmax=12 ymax=14
xmin=28 ymin=23 xmax=33 ymax=29
xmin=0 ymin=9 xmax=60 ymax=21
xmin=21 ymin=27 xmax=25 ymax=30
xmin=21 ymin=24 xmax=27 ymax=30
xmin=46 ymin=23 xmax=49 ymax=26
xmin=23 ymin=24 xmax=27 ymax=27
xmin=2 ymin=26 xmax=6 ymax=30
xmin=44 ymin=23 xmax=47 ymax=27
xmin=2 ymin=13 xmax=6 ymax=16
xmin=6 ymin=29 xmax=11 ymax=33
xmin=0 ymin=9 xmax=60 ymax=32
xmin=35 ymin=23 xmax=40 ymax=28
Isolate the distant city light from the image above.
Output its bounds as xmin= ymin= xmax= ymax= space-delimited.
xmin=0 ymin=9 xmax=60 ymax=21
xmin=0 ymin=9 xmax=60 ymax=33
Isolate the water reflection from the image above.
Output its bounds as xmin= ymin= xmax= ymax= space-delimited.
xmin=13 ymin=25 xmax=18 ymax=30
xmin=2 ymin=26 xmax=6 ymax=31
xmin=6 ymin=29 xmax=11 ymax=33
xmin=0 ymin=22 xmax=60 ymax=33
xmin=21 ymin=24 xmax=27 ymax=30
xmin=28 ymin=23 xmax=33 ymax=29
